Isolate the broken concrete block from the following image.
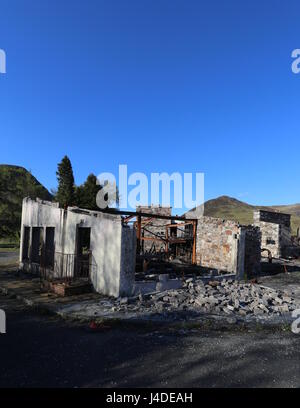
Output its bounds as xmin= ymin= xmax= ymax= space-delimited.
xmin=253 ymin=307 xmax=264 ymax=315
xmin=234 ymin=299 xmax=240 ymax=309
xmin=207 ymin=296 xmax=219 ymax=305
xmin=239 ymin=309 xmax=247 ymax=316
xmin=208 ymin=280 xmax=219 ymax=287
xmin=194 ymin=296 xmax=207 ymax=306
xmin=278 ymin=304 xmax=289 ymax=313
xmin=159 ymin=274 xmax=169 ymax=282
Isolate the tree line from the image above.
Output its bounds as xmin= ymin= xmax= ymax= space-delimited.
xmin=55 ymin=155 xmax=117 ymax=210
xmin=0 ymin=157 xmax=116 ymax=242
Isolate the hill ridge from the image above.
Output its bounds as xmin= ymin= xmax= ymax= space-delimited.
xmin=0 ymin=165 xmax=52 ymax=240
xmin=202 ymin=195 xmax=300 ymax=233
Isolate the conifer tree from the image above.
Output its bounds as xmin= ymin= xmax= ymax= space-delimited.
xmin=55 ymin=156 xmax=75 ymax=208
xmin=75 ymin=173 xmax=101 ymax=210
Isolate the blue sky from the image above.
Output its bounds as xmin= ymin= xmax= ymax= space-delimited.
xmin=1 ymin=0 xmax=300 ymax=209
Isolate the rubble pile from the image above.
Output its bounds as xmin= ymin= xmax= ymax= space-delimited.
xmin=113 ymin=278 xmax=298 ymax=318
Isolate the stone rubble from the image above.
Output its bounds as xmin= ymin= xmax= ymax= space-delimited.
xmin=110 ymin=278 xmax=299 ymax=318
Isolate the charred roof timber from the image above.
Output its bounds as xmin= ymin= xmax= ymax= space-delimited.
xmin=101 ymin=208 xmax=198 ymax=222
xmin=68 ymin=206 xmax=198 ymax=221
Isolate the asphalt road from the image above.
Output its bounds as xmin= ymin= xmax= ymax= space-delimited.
xmin=0 ymin=250 xmax=19 ymax=265
xmin=1 ymin=294 xmax=300 ymax=388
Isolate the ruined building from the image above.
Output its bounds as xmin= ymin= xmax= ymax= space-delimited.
xmin=20 ymin=197 xmax=136 ymax=297
xmin=133 ymin=205 xmax=261 ymax=279
xmin=253 ymin=209 xmax=292 ymax=258
xmin=21 ymin=199 xmax=300 ymax=299
xmin=185 ymin=209 xmax=261 ymax=279
xmin=136 ymin=205 xmax=172 ymax=253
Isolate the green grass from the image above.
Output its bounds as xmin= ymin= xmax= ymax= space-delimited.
xmin=0 ymin=247 xmax=19 ymax=252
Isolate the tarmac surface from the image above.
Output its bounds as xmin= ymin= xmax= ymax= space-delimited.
xmin=1 ymin=251 xmax=300 ymax=387
xmin=1 ymin=293 xmax=300 ymax=387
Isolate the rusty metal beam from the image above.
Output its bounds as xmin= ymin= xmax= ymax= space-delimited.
xmin=140 ymin=236 xmax=192 ymax=244
xmin=140 ymin=236 xmax=166 ymax=242
xmin=165 ymin=222 xmax=194 ymax=228
xmin=122 ymin=215 xmax=135 ymax=223
xmin=168 ymin=238 xmax=193 ymax=244
xmin=140 ymin=217 xmax=155 ymax=227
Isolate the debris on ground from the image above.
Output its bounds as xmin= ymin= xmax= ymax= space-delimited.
xmin=110 ymin=278 xmax=299 ymax=318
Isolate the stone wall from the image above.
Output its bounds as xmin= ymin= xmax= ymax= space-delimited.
xmin=257 ymin=221 xmax=280 ymax=257
xmin=185 ymin=212 xmax=261 ymax=278
xmin=195 ymin=216 xmax=242 ymax=274
xmin=253 ymin=210 xmax=292 ymax=258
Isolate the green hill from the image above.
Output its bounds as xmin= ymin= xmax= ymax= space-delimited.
xmin=203 ymin=195 xmax=300 ymax=235
xmin=0 ymin=165 xmax=52 ymax=241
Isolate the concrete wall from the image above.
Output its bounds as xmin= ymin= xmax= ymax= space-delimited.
xmin=119 ymin=226 xmax=137 ymax=296
xmin=244 ymin=225 xmax=261 ymax=278
xmin=19 ymin=198 xmax=136 ymax=297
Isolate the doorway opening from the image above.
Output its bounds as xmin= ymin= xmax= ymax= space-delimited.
xmin=75 ymin=227 xmax=91 ymax=278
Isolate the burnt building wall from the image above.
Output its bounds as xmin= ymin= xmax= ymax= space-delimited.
xmin=254 ymin=210 xmax=292 ymax=258
xmin=185 ymin=210 xmax=261 ymax=278
xmin=136 ymin=205 xmax=172 ymax=253
xmin=244 ymin=225 xmax=261 ymax=278
xmin=194 ymin=216 xmax=243 ymax=275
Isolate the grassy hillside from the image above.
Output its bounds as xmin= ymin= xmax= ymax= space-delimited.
xmin=270 ymin=204 xmax=300 ymax=218
xmin=203 ymin=195 xmax=300 ymax=235
xmin=204 ymin=196 xmax=256 ymax=225
xmin=0 ymin=165 xmax=52 ymax=241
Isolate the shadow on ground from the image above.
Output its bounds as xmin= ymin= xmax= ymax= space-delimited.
xmin=0 ymin=294 xmax=300 ymax=388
